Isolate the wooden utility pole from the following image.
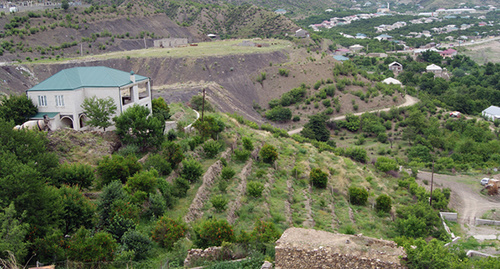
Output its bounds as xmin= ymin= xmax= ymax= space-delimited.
xmin=201 ymin=88 xmax=206 ymax=121
xmin=430 ymin=160 xmax=435 ymax=207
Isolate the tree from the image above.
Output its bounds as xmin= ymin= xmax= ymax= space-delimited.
xmin=0 ymin=203 xmax=29 ymax=262
xmin=375 ymin=157 xmax=398 ymax=172
xmin=53 ymin=163 xmax=95 ymax=189
xmin=310 ymin=168 xmax=328 ymax=188
xmin=61 ymin=0 xmax=69 ymax=10
xmin=194 ymin=218 xmax=234 ymax=248
xmin=349 ymin=186 xmax=368 ymax=205
xmin=151 ymin=217 xmax=187 ymax=250
xmin=114 ymin=104 xmax=164 ymax=150
xmin=301 ymin=114 xmax=330 ymax=142
xmin=0 ymin=95 xmax=37 ymax=125
xmin=58 ymin=185 xmax=95 ymax=235
xmin=122 ymin=230 xmax=153 ymax=260
xmin=97 ymin=154 xmax=142 ymax=186
xmin=265 ymin=106 xmax=292 ymax=122
xmin=80 ymin=96 xmax=117 ymax=131
xmin=152 ymin=97 xmax=170 ymax=122
xmin=180 ymin=158 xmax=203 ymax=183
xmin=260 ymin=144 xmax=278 ymax=164
xmin=375 ymin=194 xmax=392 ymax=213
xmin=192 ymin=115 xmax=225 ymax=139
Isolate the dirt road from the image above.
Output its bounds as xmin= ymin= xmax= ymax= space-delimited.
xmin=288 ymin=95 xmax=419 ymax=135
xmin=417 ymin=171 xmax=500 ymax=240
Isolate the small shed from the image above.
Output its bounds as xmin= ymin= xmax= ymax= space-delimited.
xmin=333 ymin=55 xmax=349 ymax=62
xmin=388 ymin=62 xmax=403 ymax=73
xmin=349 ymin=44 xmax=364 ymax=51
xmin=482 ymin=105 xmax=500 ymax=121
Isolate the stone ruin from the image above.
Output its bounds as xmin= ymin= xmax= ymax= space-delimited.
xmin=275 ymin=228 xmax=407 ymax=269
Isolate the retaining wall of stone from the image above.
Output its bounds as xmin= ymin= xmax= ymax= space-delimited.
xmin=475 ymin=218 xmax=500 ymax=226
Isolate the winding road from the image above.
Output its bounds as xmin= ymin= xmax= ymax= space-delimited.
xmin=288 ymin=95 xmax=419 ymax=135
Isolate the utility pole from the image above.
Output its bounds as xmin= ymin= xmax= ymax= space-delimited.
xmin=201 ymin=88 xmax=206 ymax=121
xmin=429 ymin=159 xmax=435 ymax=207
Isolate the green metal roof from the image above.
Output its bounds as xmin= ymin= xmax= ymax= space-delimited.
xmin=27 ymin=66 xmax=149 ymax=92
xmin=31 ymin=112 xmax=60 ymax=119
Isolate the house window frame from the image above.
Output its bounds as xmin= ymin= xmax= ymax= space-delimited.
xmin=55 ymin=95 xmax=65 ymax=107
xmin=38 ymin=95 xmax=47 ymax=107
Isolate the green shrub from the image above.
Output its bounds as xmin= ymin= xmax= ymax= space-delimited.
xmin=310 ymin=168 xmax=328 ymax=188
xmin=265 ymin=106 xmax=292 ymax=122
xmin=260 ymin=144 xmax=278 ymax=164
xmin=293 ymin=115 xmax=301 ymax=121
xmin=173 ymin=177 xmax=190 ymax=198
xmin=210 ymin=195 xmax=228 ymax=212
xmin=278 ymin=68 xmax=289 ymax=77
xmin=233 ymin=149 xmax=250 ymax=162
xmin=242 ymin=137 xmax=254 ymax=151
xmin=97 ymin=154 xmax=142 ymax=186
xmin=322 ymin=99 xmax=331 ymax=107
xmin=203 ymin=140 xmax=222 ymax=158
xmin=375 ymin=194 xmax=392 ymax=213
xmin=247 ymin=181 xmax=265 ymax=198
xmin=144 ymin=153 xmax=172 ymax=176
xmin=122 ymin=230 xmax=153 ymax=260
xmin=54 ymin=163 xmax=95 ymax=189
xmin=377 ymin=132 xmax=388 ymax=143
xmin=349 ymin=186 xmax=368 ymax=206
xmin=151 ymin=217 xmax=187 ymax=250
xmin=221 ymin=166 xmax=236 ymax=180
xmin=194 ymin=219 xmax=234 ymax=248
xmin=162 ymin=141 xmax=184 ymax=168
xmin=375 ymin=157 xmax=398 ymax=172
xmin=180 ymin=158 xmax=203 ymax=183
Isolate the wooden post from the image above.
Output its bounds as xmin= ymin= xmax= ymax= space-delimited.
xmin=430 ymin=160 xmax=434 ymax=207
xmin=201 ymin=88 xmax=206 ymax=121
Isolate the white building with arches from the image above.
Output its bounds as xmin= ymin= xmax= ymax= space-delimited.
xmin=27 ymin=66 xmax=152 ymax=130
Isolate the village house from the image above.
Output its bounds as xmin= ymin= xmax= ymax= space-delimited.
xmin=26 ymin=66 xmax=152 ymax=131
xmin=426 ymin=64 xmax=443 ymax=75
xmin=440 ymin=48 xmax=457 ymax=58
xmin=388 ymin=62 xmax=403 ymax=74
xmin=295 ymin=29 xmax=309 ymax=38
xmin=482 ymin=106 xmax=500 ymax=121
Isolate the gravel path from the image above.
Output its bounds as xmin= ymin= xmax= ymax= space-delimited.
xmin=417 ymin=171 xmax=500 ymax=239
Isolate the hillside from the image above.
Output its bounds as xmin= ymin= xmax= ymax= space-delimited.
xmin=0 ymin=1 xmax=297 ymax=62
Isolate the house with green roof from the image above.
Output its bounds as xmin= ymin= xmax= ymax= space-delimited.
xmin=27 ymin=66 xmax=152 ymax=130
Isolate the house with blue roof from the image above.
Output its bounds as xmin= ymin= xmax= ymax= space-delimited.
xmin=27 ymin=66 xmax=152 ymax=130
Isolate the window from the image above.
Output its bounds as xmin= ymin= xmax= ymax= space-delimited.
xmin=55 ymin=95 xmax=64 ymax=107
xmin=37 ymin=95 xmax=47 ymax=107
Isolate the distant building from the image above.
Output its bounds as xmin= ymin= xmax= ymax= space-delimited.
xmin=275 ymin=9 xmax=287 ymax=15
xmin=153 ymin=38 xmax=188 ymax=48
xmin=349 ymin=44 xmax=364 ymax=51
xmin=482 ymin=106 xmax=500 ymax=121
xmin=333 ymin=55 xmax=349 ymax=61
xmin=382 ymin=78 xmax=402 ymax=85
xmin=335 ymin=48 xmax=350 ymax=55
xmin=426 ymin=64 xmax=443 ymax=75
xmin=439 ymin=49 xmax=457 ymax=58
xmin=295 ymin=29 xmax=309 ymax=38
xmin=388 ymin=62 xmax=403 ymax=73
xmin=375 ymin=34 xmax=392 ymax=41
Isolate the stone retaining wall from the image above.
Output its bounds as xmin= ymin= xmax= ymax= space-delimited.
xmin=275 ymin=247 xmax=406 ymax=269
xmin=475 ymin=218 xmax=500 ymax=226
xmin=275 ymin=228 xmax=406 ymax=269
xmin=440 ymin=212 xmax=458 ymax=222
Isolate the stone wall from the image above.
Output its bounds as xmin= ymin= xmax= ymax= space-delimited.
xmin=475 ymin=218 xmax=500 ymax=226
xmin=275 ymin=228 xmax=406 ymax=269
xmin=440 ymin=212 xmax=458 ymax=222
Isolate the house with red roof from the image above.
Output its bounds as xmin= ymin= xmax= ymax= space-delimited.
xmin=439 ymin=49 xmax=457 ymax=58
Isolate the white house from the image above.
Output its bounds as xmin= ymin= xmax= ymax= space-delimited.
xmin=482 ymin=106 xmax=500 ymax=121
xmin=426 ymin=64 xmax=443 ymax=75
xmin=388 ymin=62 xmax=403 ymax=73
xmin=295 ymin=29 xmax=309 ymax=38
xmin=27 ymin=66 xmax=152 ymax=131
xmin=382 ymin=78 xmax=402 ymax=85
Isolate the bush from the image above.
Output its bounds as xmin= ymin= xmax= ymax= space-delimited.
xmin=122 ymin=230 xmax=153 ymax=260
xmin=349 ymin=186 xmax=368 ymax=206
xmin=180 ymin=158 xmax=203 ymax=183
xmin=210 ymin=195 xmax=228 ymax=212
xmin=194 ymin=219 xmax=234 ymax=248
xmin=203 ymin=140 xmax=222 ymax=158
xmin=247 ymin=181 xmax=265 ymax=198
xmin=265 ymin=106 xmax=292 ymax=122
xmin=233 ymin=149 xmax=250 ymax=162
xmin=162 ymin=141 xmax=184 ymax=168
xmin=221 ymin=166 xmax=236 ymax=180
xmin=293 ymin=115 xmax=301 ymax=121
xmin=377 ymin=132 xmax=388 ymax=143
xmin=173 ymin=177 xmax=190 ymax=198
xmin=376 ymin=194 xmax=392 ymax=213
xmin=97 ymin=154 xmax=142 ymax=186
xmin=242 ymin=137 xmax=254 ymax=151
xmin=260 ymin=144 xmax=278 ymax=164
xmin=144 ymin=154 xmax=172 ymax=176
xmin=344 ymin=147 xmax=368 ymax=163
xmin=114 ymin=104 xmax=164 ymax=150
xmin=310 ymin=168 xmax=328 ymax=188
xmin=278 ymin=68 xmax=289 ymax=77
xmin=151 ymin=217 xmax=188 ymax=250
xmin=54 ymin=163 xmax=95 ymax=189
xmin=190 ymin=95 xmax=214 ymax=112
xmin=375 ymin=157 xmax=398 ymax=172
